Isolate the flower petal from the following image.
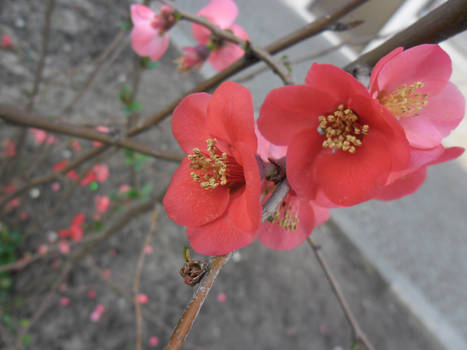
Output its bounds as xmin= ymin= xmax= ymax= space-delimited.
xmin=375 ymin=167 xmax=427 ymax=201
xmin=399 ymin=82 xmax=465 ymax=148
xmin=206 ymin=81 xmax=257 ymax=153
xmin=208 ymin=42 xmax=244 ymax=71
xmin=187 ymin=194 xmax=256 ymax=256
xmin=131 ymin=24 xmax=169 ymax=61
xmin=258 ymin=85 xmax=334 ymax=145
xmin=163 ymin=159 xmax=230 ymax=227
xmin=192 ymin=0 xmax=238 ymax=44
xmin=376 ymin=44 xmax=452 ymax=93
xmin=172 ymin=93 xmax=211 ymax=154
xmin=257 ymin=194 xmax=315 ymax=250
xmin=305 ymin=63 xmax=369 ymax=100
xmin=369 ymin=47 xmax=404 ymax=93
xmin=228 ymin=142 xmax=261 ymax=232
xmin=131 ymin=4 xmax=155 ymax=25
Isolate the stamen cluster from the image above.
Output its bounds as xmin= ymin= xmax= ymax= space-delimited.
xmin=269 ymin=200 xmax=299 ymax=231
xmin=379 ymin=81 xmax=428 ymax=118
xmin=188 ymin=139 xmax=228 ymax=190
xmin=319 ymin=105 xmax=369 ymax=154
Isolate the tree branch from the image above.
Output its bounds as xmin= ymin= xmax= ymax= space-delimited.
xmin=0 ymin=104 xmax=184 ymax=162
xmin=307 ymin=237 xmax=375 ymax=350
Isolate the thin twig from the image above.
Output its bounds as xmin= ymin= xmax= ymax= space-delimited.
xmin=0 ymin=0 xmax=368 ymax=211
xmin=307 ymin=237 xmax=375 ymax=350
xmin=165 ymin=253 xmax=232 ymax=350
xmin=133 ymin=207 xmax=161 ymax=350
xmin=0 ymin=104 xmax=184 ymax=163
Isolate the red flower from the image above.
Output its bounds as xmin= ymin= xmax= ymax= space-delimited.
xmin=258 ymin=63 xmax=410 ymax=206
xmin=176 ymin=45 xmax=210 ymax=73
xmin=163 ymin=81 xmax=261 ymax=256
xmin=59 ymin=213 xmax=85 ymax=242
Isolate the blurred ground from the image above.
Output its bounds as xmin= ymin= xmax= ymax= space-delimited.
xmin=0 ymin=0 xmax=459 ymax=349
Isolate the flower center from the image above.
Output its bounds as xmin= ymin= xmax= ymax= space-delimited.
xmin=188 ymin=139 xmax=244 ymax=190
xmin=318 ymin=105 xmax=369 ymax=154
xmin=378 ymin=81 xmax=428 ymax=119
xmin=268 ymin=193 xmax=299 ymax=231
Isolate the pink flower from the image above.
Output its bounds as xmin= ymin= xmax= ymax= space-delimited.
xmin=81 ymin=164 xmax=109 ymax=186
xmin=149 ymin=336 xmax=159 ymax=347
xmin=137 ymin=293 xmax=148 ymax=304
xmin=95 ymin=195 xmax=110 ymax=213
xmin=71 ymin=140 xmax=81 ymax=152
xmin=217 ymin=292 xmax=227 ymax=302
xmin=90 ymin=304 xmax=105 ymax=322
xmin=58 ymin=240 xmax=70 ymax=254
xmin=163 ymin=82 xmax=261 ymax=256
xmin=258 ymin=64 xmax=410 ymax=207
xmin=130 ymin=4 xmax=175 ymax=61
xmin=51 ymin=182 xmax=61 ymax=191
xmin=369 ymin=45 xmax=465 ymax=199
xmin=119 ymin=184 xmax=131 ymax=193
xmin=38 ymin=244 xmax=48 ymax=255
xmin=176 ymin=45 xmax=210 ymax=72
xmin=2 ymin=139 xmax=16 ymax=157
xmin=255 ymin=127 xmax=330 ymax=250
xmin=1 ymin=34 xmax=13 ymax=49
xmin=31 ymin=129 xmax=54 ymax=144
xmin=192 ymin=0 xmax=248 ymax=71
xmin=370 ymin=44 xmax=464 ymax=149
xmin=88 ymin=289 xmax=97 ymax=299
xmin=60 ymin=297 xmax=70 ymax=307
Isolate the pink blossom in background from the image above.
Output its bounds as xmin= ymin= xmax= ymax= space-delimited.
xmin=119 ymin=184 xmax=131 ymax=193
xmin=90 ymin=304 xmax=105 ymax=322
xmin=144 ymin=245 xmax=153 ymax=255
xmin=130 ymin=4 xmax=175 ymax=61
xmin=103 ymin=269 xmax=111 ymax=278
xmin=7 ymin=199 xmax=19 ymax=209
xmin=31 ymin=129 xmax=55 ymax=144
xmin=217 ymin=292 xmax=227 ymax=303
xmin=38 ymin=244 xmax=48 ymax=255
xmin=71 ymin=139 xmax=81 ymax=152
xmin=192 ymin=0 xmax=248 ymax=71
xmin=59 ymin=213 xmax=85 ymax=242
xmin=87 ymin=289 xmax=97 ymax=299
xmin=58 ymin=240 xmax=70 ymax=254
xmin=176 ymin=45 xmax=210 ymax=72
xmin=137 ymin=293 xmax=148 ymax=304
xmin=19 ymin=212 xmax=28 ymax=221
xmin=2 ymin=139 xmax=16 ymax=157
xmin=1 ymin=34 xmax=13 ymax=49
xmin=149 ymin=336 xmax=159 ymax=347
xmin=95 ymin=195 xmax=110 ymax=213
xmin=81 ymin=164 xmax=109 ymax=186
xmin=53 ymin=160 xmax=80 ymax=181
xmin=60 ymin=297 xmax=70 ymax=307
xmin=51 ymin=182 xmax=61 ymax=191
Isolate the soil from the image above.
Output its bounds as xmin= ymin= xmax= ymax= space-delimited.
xmin=0 ymin=1 xmax=443 ymax=349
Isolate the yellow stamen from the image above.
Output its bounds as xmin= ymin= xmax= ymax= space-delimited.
xmin=318 ymin=105 xmax=369 ymax=154
xmin=379 ymin=81 xmax=428 ymax=118
xmin=188 ymin=139 xmax=228 ymax=190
